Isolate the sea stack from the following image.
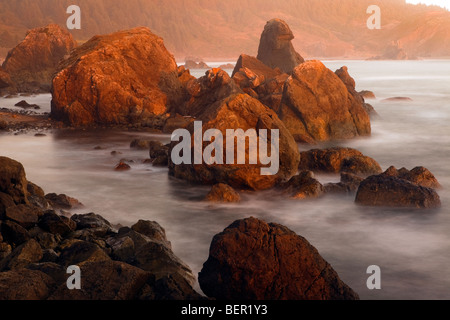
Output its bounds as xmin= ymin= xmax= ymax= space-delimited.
xmin=257 ymin=19 xmax=304 ymax=74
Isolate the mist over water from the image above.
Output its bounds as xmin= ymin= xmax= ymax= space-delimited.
xmin=1 ymin=60 xmax=450 ymax=299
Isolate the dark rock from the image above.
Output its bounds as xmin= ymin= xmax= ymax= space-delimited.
xmin=152 ymin=155 xmax=169 ymax=167
xmin=341 ymin=155 xmax=383 ymax=176
xmin=0 ymin=156 xmax=29 ymax=204
xmin=163 ymin=115 xmax=195 ymax=134
xmin=0 ymin=242 xmax=12 ymax=260
xmin=205 ymin=183 xmax=241 ymax=203
xmin=0 ymin=239 xmax=43 ymax=271
xmin=256 ymin=19 xmax=304 ymax=73
xmin=355 ymin=173 xmax=441 ymax=209
xmin=5 ymin=204 xmax=42 ymax=228
xmin=27 ymin=182 xmax=49 ymax=209
xmin=280 ymin=171 xmax=324 ymax=199
xmin=130 ymin=139 xmax=151 ymax=150
xmin=139 ymin=273 xmax=204 ymax=300
xmin=0 ymin=192 xmax=15 ymax=218
xmin=57 ymin=240 xmax=111 ymax=267
xmin=14 ymin=100 xmax=40 ymax=109
xmin=131 ymin=220 xmax=170 ymax=247
xmin=199 ymin=217 xmax=359 ymax=300
xmin=106 ymin=236 xmax=135 ymax=263
xmin=324 ymin=173 xmax=365 ymax=194
xmin=33 ymin=231 xmax=61 ymax=250
xmin=134 ymin=240 xmax=196 ymax=286
xmin=0 ymin=220 xmax=30 ymax=246
xmin=48 ymin=260 xmax=150 ymax=300
xmin=0 ymin=269 xmax=54 ymax=300
xmin=26 ymin=262 xmax=66 ymax=284
xmin=44 ymin=193 xmax=83 ymax=210
xmin=71 ymin=212 xmax=113 ymax=231
xmin=38 ymin=211 xmax=77 ymax=236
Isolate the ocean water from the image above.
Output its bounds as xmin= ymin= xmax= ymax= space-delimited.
xmin=1 ymin=60 xmax=450 ymax=299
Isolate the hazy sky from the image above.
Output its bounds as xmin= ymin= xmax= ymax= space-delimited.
xmin=406 ymin=0 xmax=450 ymax=10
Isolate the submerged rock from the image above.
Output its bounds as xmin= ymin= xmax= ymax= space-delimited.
xmin=257 ymin=19 xmax=304 ymax=74
xmin=279 ymin=61 xmax=371 ymax=143
xmin=199 ymin=217 xmax=359 ymax=300
xmin=51 ymin=27 xmax=184 ymax=127
xmin=2 ymin=24 xmax=77 ymax=93
xmin=280 ymin=171 xmax=324 ymax=199
xmin=205 ymin=183 xmax=241 ymax=203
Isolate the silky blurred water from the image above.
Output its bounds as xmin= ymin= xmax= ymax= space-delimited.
xmin=1 ymin=60 xmax=450 ymax=299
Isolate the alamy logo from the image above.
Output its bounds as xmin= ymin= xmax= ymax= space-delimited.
xmin=171 ymin=121 xmax=280 ymax=176
xmin=367 ymin=5 xmax=381 ymax=30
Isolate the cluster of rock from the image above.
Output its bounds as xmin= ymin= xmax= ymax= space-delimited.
xmin=0 ymin=156 xmax=201 ymax=300
xmin=0 ymin=156 xmax=359 ymax=300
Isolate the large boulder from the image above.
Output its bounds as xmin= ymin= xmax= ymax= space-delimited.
xmin=256 ymin=19 xmax=304 ymax=74
xmin=51 ymin=27 xmax=185 ymax=127
xmin=2 ymin=24 xmax=77 ymax=93
xmin=199 ymin=217 xmax=359 ymax=300
xmin=0 ymin=269 xmax=54 ymax=300
xmin=170 ymin=69 xmax=300 ymax=191
xmin=355 ymin=167 xmax=441 ymax=209
xmin=279 ymin=61 xmax=371 ymax=143
xmin=0 ymin=157 xmax=29 ymax=205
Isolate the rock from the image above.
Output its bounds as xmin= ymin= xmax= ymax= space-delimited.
xmin=26 ymin=262 xmax=66 ymax=284
xmin=57 ymin=240 xmax=111 ymax=267
xmin=359 ymin=90 xmax=376 ymax=99
xmin=71 ymin=212 xmax=115 ymax=233
xmin=27 ymin=182 xmax=49 ymax=210
xmin=355 ymin=172 xmax=441 ymax=209
xmin=134 ymin=240 xmax=196 ymax=287
xmin=299 ymin=148 xmax=381 ymax=176
xmin=256 ymin=19 xmax=304 ymax=74
xmin=205 ymin=183 xmax=241 ymax=203
xmin=0 ymin=239 xmax=43 ymax=271
xmin=324 ymin=172 xmax=365 ymax=194
xmin=51 ymin=27 xmax=184 ymax=127
xmin=4 ymin=204 xmax=42 ymax=229
xmin=45 ymin=193 xmax=83 ymax=210
xmin=0 ymin=68 xmax=16 ymax=95
xmin=163 ymin=115 xmax=195 ymax=134
xmin=0 ymin=220 xmax=30 ymax=246
xmin=184 ymin=60 xmax=211 ymax=69
xmin=231 ymin=54 xmax=282 ymax=83
xmin=341 ymin=155 xmax=383 ymax=176
xmin=0 ymin=269 xmax=54 ymax=300
xmin=335 ymin=66 xmax=356 ymax=92
xmin=106 ymin=236 xmax=135 ymax=263
xmin=139 ymin=273 xmax=204 ymax=300
xmin=152 ymin=155 xmax=169 ymax=167
xmin=183 ymin=68 xmax=242 ymax=117
xmin=2 ymin=24 xmax=77 ymax=93
xmin=218 ymin=63 xmax=235 ymax=69
xmin=49 ymin=260 xmax=150 ymax=300
xmin=0 ymin=242 xmax=12 ymax=260
xmin=279 ymin=61 xmax=371 ymax=143
xmin=130 ymin=139 xmax=151 ymax=150
xmin=149 ymin=141 xmax=169 ymax=159
xmin=199 ymin=217 xmax=359 ymax=300
xmin=368 ymin=42 xmax=417 ymax=61
xmin=131 ymin=220 xmax=170 ymax=248
xmin=382 ymin=97 xmax=413 ymax=102
xmin=280 ymin=171 xmax=324 ymax=199
xmin=38 ymin=211 xmax=77 ymax=236
xmin=14 ymin=100 xmax=40 ymax=110
xmin=0 ymin=192 xmax=15 ymax=218
xmin=115 ymin=162 xmax=131 ymax=171
xmin=33 ymin=231 xmax=61 ymax=250
xmin=170 ymin=75 xmax=300 ymax=190
xmin=383 ymin=166 xmax=441 ymax=189
xmin=0 ymin=156 xmax=29 ymax=204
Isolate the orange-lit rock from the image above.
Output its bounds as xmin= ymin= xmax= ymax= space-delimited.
xmin=2 ymin=24 xmax=77 ymax=93
xmin=51 ymin=27 xmax=184 ymax=127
